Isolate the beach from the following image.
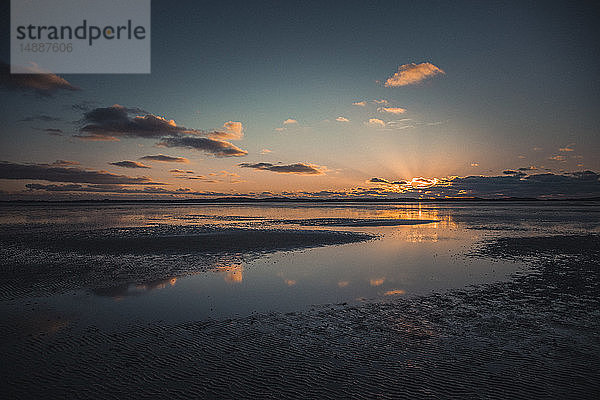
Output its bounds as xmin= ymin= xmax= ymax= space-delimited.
xmin=1 ymin=201 xmax=599 ymax=398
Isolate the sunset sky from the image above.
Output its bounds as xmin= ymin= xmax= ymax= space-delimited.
xmin=1 ymin=0 xmax=599 ymax=199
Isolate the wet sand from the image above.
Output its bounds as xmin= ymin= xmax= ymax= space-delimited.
xmin=0 ymin=226 xmax=373 ymax=299
xmin=2 ymin=233 xmax=599 ymax=398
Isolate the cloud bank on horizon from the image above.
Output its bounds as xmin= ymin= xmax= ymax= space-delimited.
xmin=4 ymin=157 xmax=598 ymax=200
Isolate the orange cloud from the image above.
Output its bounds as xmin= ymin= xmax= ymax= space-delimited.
xmin=378 ymin=107 xmax=406 ymax=114
xmin=385 ymin=62 xmax=445 ymax=87
xmin=367 ymin=118 xmax=386 ymax=127
xmin=210 ymin=121 xmax=244 ymax=140
xmin=336 ymin=116 xmax=349 ymax=122
xmin=549 ymin=155 xmax=566 ymax=161
xmin=352 ymin=101 xmax=367 ymax=107
xmin=283 ymin=118 xmax=298 ymax=125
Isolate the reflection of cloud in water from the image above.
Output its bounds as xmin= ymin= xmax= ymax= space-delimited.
xmin=216 ymin=264 xmax=243 ymax=283
xmin=370 ymin=277 xmax=385 ymax=287
xmin=93 ymin=277 xmax=178 ymax=299
xmin=285 ymin=279 xmax=297 ymax=286
xmin=338 ymin=280 xmax=350 ymax=288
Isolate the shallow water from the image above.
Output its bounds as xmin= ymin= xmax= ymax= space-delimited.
xmin=0 ymin=201 xmax=598 ymax=326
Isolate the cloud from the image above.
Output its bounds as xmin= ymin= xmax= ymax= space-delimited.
xmin=18 ymin=114 xmax=62 ymax=122
xmin=378 ymin=107 xmax=406 ymax=115
xmin=178 ymin=175 xmax=220 ymax=182
xmin=369 ymin=177 xmax=408 ymax=185
xmin=409 ymin=177 xmax=438 ymax=187
xmin=77 ymin=105 xmax=199 ymax=140
xmin=23 ymin=183 xmax=242 ymax=197
xmin=437 ymin=172 xmax=600 ymax=198
xmin=74 ymin=105 xmax=248 ymax=157
xmin=158 ymin=137 xmax=248 ymax=157
xmin=503 ymin=170 xmax=526 ymax=177
xmin=384 ymin=62 xmax=445 ymax=87
xmin=352 ymin=101 xmax=367 ymax=107
xmin=335 ymin=116 xmax=349 ymax=122
xmin=43 ymin=128 xmax=63 ymax=136
xmin=0 ymin=161 xmax=163 ymax=185
xmin=239 ymin=162 xmax=325 ymax=175
xmin=140 ymin=154 xmax=189 ymax=163
xmin=367 ymin=118 xmax=386 ymax=127
xmin=260 ymin=149 xmax=272 ymax=154
xmin=0 ymin=62 xmax=80 ymax=96
xmin=549 ymin=155 xmax=567 ymax=162
xmin=109 ymin=161 xmax=151 ymax=169
xmin=208 ymin=121 xmax=244 ymax=141
xmin=373 ymin=99 xmax=388 ymax=104
xmin=471 ymin=162 xmax=479 ymax=167
xmin=559 ymin=144 xmax=575 ymax=152
xmin=73 ymin=133 xmax=120 ymax=141
xmin=283 ymin=119 xmax=298 ymax=125
xmin=51 ymin=160 xmax=80 ymax=166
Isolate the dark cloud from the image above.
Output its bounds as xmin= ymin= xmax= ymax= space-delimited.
xmin=43 ymin=128 xmax=63 ymax=136
xmin=18 ymin=115 xmax=62 ymax=122
xmin=428 ymin=172 xmax=600 ymax=198
xmin=503 ymin=170 xmax=525 ymax=176
xmin=569 ymin=171 xmax=598 ymax=180
xmin=139 ymin=154 xmax=189 ymax=163
xmin=239 ymin=162 xmax=324 ymax=175
xmin=369 ymin=177 xmax=408 ymax=185
xmin=361 ymin=171 xmax=600 ymax=199
xmin=109 ymin=161 xmax=151 ymax=169
xmin=178 ymin=175 xmax=220 ymax=182
xmin=0 ymin=62 xmax=80 ymax=96
xmin=77 ymin=105 xmax=188 ymax=140
xmin=25 ymin=183 xmax=235 ymax=197
xmin=0 ymin=161 xmax=163 ymax=185
xmin=51 ymin=160 xmax=80 ymax=166
xmin=159 ymin=137 xmax=248 ymax=157
xmin=73 ymin=105 xmax=248 ymax=157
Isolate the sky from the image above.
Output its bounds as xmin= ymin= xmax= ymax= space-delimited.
xmin=1 ymin=0 xmax=599 ymax=199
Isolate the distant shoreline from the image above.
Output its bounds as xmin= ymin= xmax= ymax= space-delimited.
xmin=0 ymin=196 xmax=599 ymax=205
